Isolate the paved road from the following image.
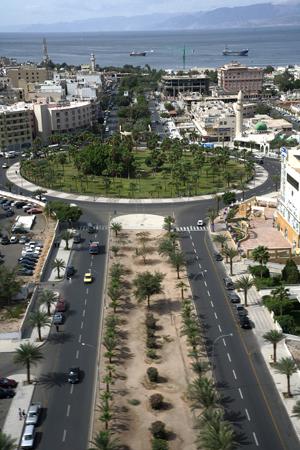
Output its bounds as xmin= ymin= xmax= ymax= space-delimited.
xmin=177 ymin=222 xmax=299 ymax=449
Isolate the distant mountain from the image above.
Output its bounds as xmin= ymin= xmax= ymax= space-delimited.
xmin=3 ymin=2 xmax=300 ymax=32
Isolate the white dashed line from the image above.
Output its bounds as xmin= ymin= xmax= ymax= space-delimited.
xmin=194 ymin=248 xmax=197 ymax=253
xmin=245 ymin=409 xmax=251 ymax=421
xmin=214 ymin=312 xmax=218 ymax=320
xmin=84 ymin=298 xmax=87 ymax=306
xmin=232 ymin=369 xmax=237 ymax=380
xmin=207 ymin=290 xmax=211 ymax=297
xmin=82 ymin=309 xmax=86 ymax=317
xmin=218 ymin=325 xmax=222 ymax=333
xmin=62 ymin=430 xmax=67 ymax=442
xmin=196 ymin=255 xmax=199 ymax=260
xmin=86 ymin=288 xmax=89 ymax=295
xmin=253 ymin=432 xmax=259 ymax=446
xmin=210 ymin=301 xmax=214 ymax=308
xmin=70 ymin=384 xmax=74 ymax=395
xmin=81 ymin=321 xmax=84 ymax=329
xmin=223 ymin=338 xmax=227 ymax=346
xmin=66 ymin=404 xmax=70 ymax=417
xmin=78 ymin=334 xmax=82 ymax=343
xmin=76 ymin=350 xmax=79 ymax=359
xmin=198 ymin=263 xmax=202 ymax=269
xmin=238 ymin=388 xmax=244 ymax=399
xmin=227 ymin=353 xmax=231 ymax=362
xmin=204 ymin=280 xmax=207 ymax=287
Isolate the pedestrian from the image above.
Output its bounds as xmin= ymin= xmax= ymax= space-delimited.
xmin=18 ymin=408 xmax=22 ymax=420
xmin=22 ymin=410 xmax=26 ymax=420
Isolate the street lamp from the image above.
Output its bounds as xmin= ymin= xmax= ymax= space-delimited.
xmin=211 ymin=333 xmax=233 ymax=375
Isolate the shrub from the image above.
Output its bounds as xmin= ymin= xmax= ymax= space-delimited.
xmin=150 ymin=393 xmax=164 ymax=410
xmin=128 ymin=398 xmax=140 ymax=406
xmin=147 ymin=367 xmax=159 ymax=382
xmin=150 ymin=421 xmax=167 ymax=439
xmin=147 ymin=336 xmax=157 ymax=349
xmin=147 ymin=349 xmax=158 ymax=359
xmin=282 ymin=259 xmax=300 ymax=284
xmin=222 ymin=191 xmax=236 ymax=206
xmin=277 ymin=315 xmax=296 ymax=334
xmin=146 ymin=313 xmax=157 ymax=329
xmin=152 ymin=438 xmax=169 ymax=450
xmin=249 ymin=265 xmax=270 ymax=278
xmin=147 ymin=328 xmax=156 ymax=338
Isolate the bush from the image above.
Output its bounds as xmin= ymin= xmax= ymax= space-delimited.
xmin=147 ymin=328 xmax=156 ymax=338
xmin=147 ymin=367 xmax=159 ymax=382
xmin=147 ymin=336 xmax=157 ymax=349
xmin=277 ymin=315 xmax=296 ymax=334
xmin=222 ymin=191 xmax=236 ymax=206
xmin=150 ymin=393 xmax=164 ymax=410
xmin=249 ymin=265 xmax=270 ymax=278
xmin=128 ymin=398 xmax=140 ymax=406
xmin=152 ymin=438 xmax=169 ymax=450
xmin=146 ymin=313 xmax=157 ymax=329
xmin=147 ymin=349 xmax=158 ymax=359
xmin=150 ymin=421 xmax=167 ymax=439
xmin=282 ymin=259 xmax=300 ymax=284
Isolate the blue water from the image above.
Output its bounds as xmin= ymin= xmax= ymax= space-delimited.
xmin=0 ymin=27 xmax=300 ymax=69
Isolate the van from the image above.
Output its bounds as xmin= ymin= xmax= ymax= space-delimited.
xmin=87 ymin=223 xmax=95 ymax=233
xmin=73 ymin=232 xmax=81 ymax=244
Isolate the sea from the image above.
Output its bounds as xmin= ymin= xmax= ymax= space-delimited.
xmin=0 ymin=27 xmax=300 ymax=70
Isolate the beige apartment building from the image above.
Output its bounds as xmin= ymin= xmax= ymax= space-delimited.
xmin=218 ymin=62 xmax=264 ymax=95
xmin=6 ymin=65 xmax=53 ymax=89
xmin=0 ymin=103 xmax=35 ymax=151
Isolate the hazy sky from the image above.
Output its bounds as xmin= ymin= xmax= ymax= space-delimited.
xmin=1 ymin=0 xmax=284 ymax=24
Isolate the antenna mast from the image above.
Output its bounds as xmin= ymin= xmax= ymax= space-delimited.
xmin=43 ymin=37 xmax=49 ymax=66
xmin=183 ymin=45 xmax=186 ymax=71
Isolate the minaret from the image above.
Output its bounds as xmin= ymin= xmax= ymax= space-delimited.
xmin=90 ymin=53 xmax=96 ymax=72
xmin=42 ymin=38 xmax=49 ymax=66
xmin=235 ymin=90 xmax=244 ymax=139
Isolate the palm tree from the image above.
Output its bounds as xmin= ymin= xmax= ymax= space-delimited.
xmin=61 ymin=230 xmax=74 ymax=250
xmin=89 ymin=431 xmax=119 ymax=450
xmin=169 ymin=250 xmax=185 ymax=279
xmin=111 ymin=222 xmax=122 ymax=237
xmin=251 ymin=246 xmax=270 ymax=278
xmin=0 ymin=431 xmax=16 ymax=450
xmin=133 ymin=271 xmax=164 ymax=308
xmin=292 ymin=400 xmax=300 ymax=418
xmin=207 ymin=208 xmax=218 ymax=232
xmin=222 ymin=246 xmax=239 ymax=276
xmin=234 ymin=275 xmax=254 ymax=307
xmin=52 ymin=258 xmax=66 ymax=279
xmin=163 ymin=215 xmax=175 ymax=232
xmin=103 ymin=335 xmax=118 ymax=364
xmin=176 ymin=281 xmax=188 ymax=300
xmin=271 ymin=285 xmax=290 ymax=316
xmin=263 ymin=330 xmax=284 ymax=363
xmin=29 ymin=310 xmax=51 ymax=342
xmin=213 ymin=194 xmax=222 ymax=213
xmin=198 ymin=419 xmax=235 ymax=450
xmin=275 ymin=357 xmax=298 ymax=397
xmin=189 ymin=376 xmax=219 ymax=410
xmin=213 ymin=234 xmax=229 ymax=250
xmin=39 ymin=289 xmax=57 ymax=316
xmin=14 ymin=342 xmax=43 ymax=384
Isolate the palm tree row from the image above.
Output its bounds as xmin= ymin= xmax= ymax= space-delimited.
xmin=158 ymin=229 xmax=185 ymax=279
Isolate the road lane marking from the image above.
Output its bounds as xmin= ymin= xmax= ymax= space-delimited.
xmin=86 ymin=287 xmax=89 ymax=295
xmin=253 ymin=432 xmax=259 ymax=446
xmin=214 ymin=312 xmax=218 ymax=319
xmin=81 ymin=321 xmax=84 ymax=329
xmin=78 ymin=334 xmax=82 ymax=343
xmin=196 ymin=255 xmax=199 ymax=260
xmin=223 ymin=338 xmax=226 ymax=346
xmin=227 ymin=353 xmax=231 ymax=362
xmin=194 ymin=248 xmax=197 ymax=253
xmin=198 ymin=263 xmax=202 ymax=269
xmin=84 ymin=298 xmax=87 ymax=306
xmin=62 ymin=430 xmax=67 ymax=442
xmin=238 ymin=388 xmax=244 ymax=399
xmin=204 ymin=280 xmax=207 ymax=287
xmin=66 ymin=404 xmax=70 ymax=417
xmin=210 ymin=301 xmax=214 ymax=308
xmin=82 ymin=309 xmax=86 ymax=317
xmin=207 ymin=290 xmax=211 ymax=297
xmin=76 ymin=350 xmax=79 ymax=359
xmin=233 ymin=369 xmax=237 ymax=380
xmin=70 ymin=384 xmax=74 ymax=394
xmin=218 ymin=324 xmax=222 ymax=332
xmin=245 ymin=408 xmax=251 ymax=421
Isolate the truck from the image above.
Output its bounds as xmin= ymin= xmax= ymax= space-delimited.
xmin=89 ymin=241 xmax=100 ymax=255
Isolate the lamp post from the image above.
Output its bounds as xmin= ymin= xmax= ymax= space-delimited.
xmin=211 ymin=333 xmax=233 ymax=376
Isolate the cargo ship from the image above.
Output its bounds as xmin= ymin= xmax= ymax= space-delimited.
xmin=223 ymin=46 xmax=248 ymax=56
xmin=130 ymin=51 xmax=147 ymax=56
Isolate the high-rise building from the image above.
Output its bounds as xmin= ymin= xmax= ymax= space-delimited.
xmin=218 ymin=62 xmax=264 ymax=94
xmin=0 ymin=103 xmax=35 ymax=151
xmin=6 ymin=65 xmax=53 ymax=89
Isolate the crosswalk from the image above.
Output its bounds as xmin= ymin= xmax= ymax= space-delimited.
xmin=175 ymin=226 xmax=207 ymax=232
xmin=79 ymin=224 xmax=108 ymax=231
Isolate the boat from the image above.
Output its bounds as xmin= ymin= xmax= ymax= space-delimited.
xmin=130 ymin=51 xmax=147 ymax=56
xmin=223 ymin=46 xmax=248 ymax=56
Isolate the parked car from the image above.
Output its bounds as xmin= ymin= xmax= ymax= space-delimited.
xmin=239 ymin=316 xmax=252 ymax=329
xmin=0 ymin=376 xmax=17 ymax=389
xmin=21 ymin=424 xmax=36 ymax=449
xmin=53 ymin=312 xmax=64 ymax=325
xmin=0 ymin=387 xmax=15 ymax=398
xmin=17 ymin=268 xmax=33 ymax=276
xmin=10 ymin=236 xmax=18 ymax=244
xmin=56 ymin=299 xmax=66 ymax=312
xmin=27 ymin=208 xmax=43 ymax=215
xmin=229 ymin=292 xmax=241 ymax=303
xmin=15 ymin=201 xmax=27 ymax=209
xmin=214 ymin=253 xmax=223 ymax=261
xmin=236 ymin=305 xmax=248 ymax=317
xmin=1 ymin=236 xmax=10 ymax=245
xmin=5 ymin=209 xmax=14 ymax=217
xmin=223 ymin=277 xmax=234 ymax=290
xmin=25 ymin=402 xmax=42 ymax=426
xmin=2 ymin=163 xmax=8 ymax=169
xmin=66 ymin=265 xmax=75 ymax=278
xmin=67 ymin=367 xmax=80 ymax=384
xmin=19 ymin=235 xmax=29 ymax=244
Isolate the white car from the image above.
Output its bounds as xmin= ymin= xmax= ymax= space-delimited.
xmin=2 ymin=163 xmax=8 ymax=169
xmin=21 ymin=424 xmax=36 ymax=449
xmin=25 ymin=402 xmax=41 ymax=426
xmin=197 ymin=219 xmax=205 ymax=227
xmin=10 ymin=236 xmax=18 ymax=244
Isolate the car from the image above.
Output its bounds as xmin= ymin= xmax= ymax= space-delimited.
xmin=56 ymin=299 xmax=66 ymax=312
xmin=0 ymin=376 xmax=17 ymax=388
xmin=236 ymin=305 xmax=248 ymax=317
xmin=23 ymin=204 xmax=33 ymax=212
xmin=0 ymin=387 xmax=15 ymax=398
xmin=84 ymin=272 xmax=93 ymax=283
xmin=68 ymin=367 xmax=80 ymax=384
xmin=1 ymin=236 xmax=10 ymax=245
xmin=239 ymin=316 xmax=252 ymax=329
xmin=19 ymin=263 xmax=36 ymax=271
xmin=66 ymin=265 xmax=75 ymax=278
xmin=27 ymin=207 xmax=43 ymax=215
xmin=19 ymin=235 xmax=29 ymax=244
xmin=5 ymin=209 xmax=14 ymax=217
xmin=10 ymin=236 xmax=18 ymax=244
xmin=21 ymin=424 xmax=36 ymax=449
xmin=34 ymin=195 xmax=47 ymax=202
xmin=53 ymin=312 xmax=64 ymax=325
xmin=2 ymin=163 xmax=8 ymax=169
xmin=15 ymin=201 xmax=27 ymax=209
xmin=214 ymin=253 xmax=223 ymax=261
xmin=197 ymin=219 xmax=205 ymax=227
xmin=17 ymin=268 xmax=33 ymax=276
xmin=25 ymin=402 xmax=42 ymax=426
xmin=19 ymin=258 xmax=36 ymax=266
xmin=229 ymin=292 xmax=241 ymax=303
xmin=223 ymin=277 xmax=234 ymax=290
xmin=73 ymin=233 xmax=81 ymax=244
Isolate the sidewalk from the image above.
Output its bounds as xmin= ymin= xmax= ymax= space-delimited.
xmin=7 ymin=161 xmax=268 ymax=204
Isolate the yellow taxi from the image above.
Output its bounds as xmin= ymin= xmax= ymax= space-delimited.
xmin=83 ymin=272 xmax=93 ymax=283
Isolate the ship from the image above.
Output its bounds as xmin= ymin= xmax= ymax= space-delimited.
xmin=223 ymin=46 xmax=248 ymax=56
xmin=130 ymin=51 xmax=147 ymax=56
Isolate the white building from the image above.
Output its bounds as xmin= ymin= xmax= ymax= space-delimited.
xmin=191 ymin=101 xmax=236 ymax=142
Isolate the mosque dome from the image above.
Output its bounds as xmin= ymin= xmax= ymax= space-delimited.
xmin=255 ymin=122 xmax=268 ymax=132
